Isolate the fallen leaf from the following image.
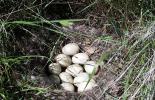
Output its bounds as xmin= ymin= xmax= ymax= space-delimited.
xmin=84 ymin=46 xmax=96 ymax=55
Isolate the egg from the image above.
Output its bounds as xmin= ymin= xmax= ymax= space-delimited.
xmin=59 ymin=72 xmax=73 ymax=83
xmin=55 ymin=54 xmax=72 ymax=67
xmin=72 ymin=53 xmax=89 ymax=64
xmin=61 ymin=83 xmax=75 ymax=92
xmin=48 ymin=63 xmax=62 ymax=75
xmin=73 ymin=72 xmax=89 ymax=86
xmin=62 ymin=43 xmax=79 ymax=55
xmin=84 ymin=61 xmax=99 ymax=74
xmin=65 ymin=64 xmax=83 ymax=77
xmin=77 ymin=79 xmax=97 ymax=92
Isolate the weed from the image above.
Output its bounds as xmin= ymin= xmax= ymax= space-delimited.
xmin=0 ymin=0 xmax=155 ymax=99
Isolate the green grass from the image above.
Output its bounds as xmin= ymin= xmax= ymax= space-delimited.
xmin=0 ymin=18 xmax=85 ymax=99
xmin=0 ymin=0 xmax=155 ymax=99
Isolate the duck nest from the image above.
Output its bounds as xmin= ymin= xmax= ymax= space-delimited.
xmin=22 ymin=24 xmax=124 ymax=100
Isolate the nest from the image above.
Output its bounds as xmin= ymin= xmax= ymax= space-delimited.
xmin=24 ymin=24 xmax=124 ymax=100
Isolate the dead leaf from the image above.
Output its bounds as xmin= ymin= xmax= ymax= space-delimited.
xmin=84 ymin=46 xmax=97 ymax=55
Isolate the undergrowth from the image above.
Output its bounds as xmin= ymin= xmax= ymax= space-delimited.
xmin=0 ymin=0 xmax=155 ymax=99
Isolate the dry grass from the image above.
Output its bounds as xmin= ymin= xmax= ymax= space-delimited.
xmin=0 ymin=0 xmax=155 ymax=100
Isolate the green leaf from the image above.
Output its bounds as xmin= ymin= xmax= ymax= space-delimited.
xmin=59 ymin=20 xmax=73 ymax=27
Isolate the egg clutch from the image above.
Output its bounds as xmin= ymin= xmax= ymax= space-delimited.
xmin=48 ymin=43 xmax=99 ymax=92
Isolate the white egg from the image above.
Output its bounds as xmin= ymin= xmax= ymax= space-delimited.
xmin=55 ymin=54 xmax=72 ymax=67
xmin=65 ymin=64 xmax=83 ymax=77
xmin=61 ymin=83 xmax=75 ymax=92
xmin=72 ymin=53 xmax=89 ymax=64
xmin=48 ymin=63 xmax=62 ymax=74
xmin=59 ymin=72 xmax=73 ymax=83
xmin=73 ymin=72 xmax=89 ymax=86
xmin=62 ymin=43 xmax=79 ymax=55
xmin=77 ymin=79 xmax=97 ymax=92
xmin=84 ymin=61 xmax=99 ymax=74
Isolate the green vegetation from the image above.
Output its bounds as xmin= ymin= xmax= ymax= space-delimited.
xmin=0 ymin=0 xmax=155 ymax=99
